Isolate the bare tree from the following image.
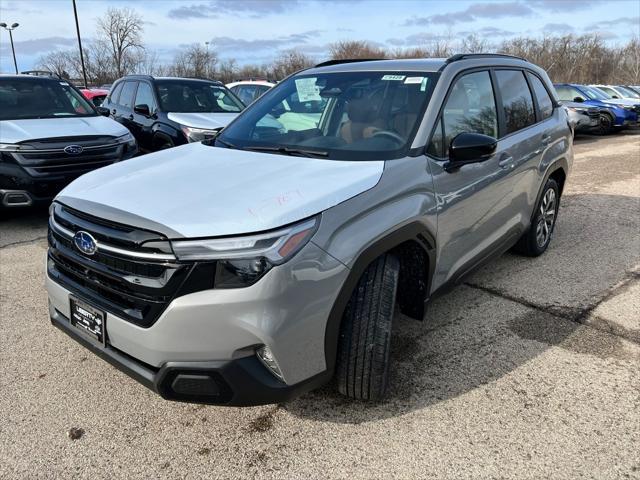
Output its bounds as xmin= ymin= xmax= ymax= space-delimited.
xmin=329 ymin=40 xmax=387 ymax=60
xmin=169 ymin=44 xmax=217 ymax=78
xmin=96 ymin=7 xmax=144 ymax=78
xmin=461 ymin=34 xmax=489 ymax=54
xmin=271 ymin=50 xmax=314 ymax=79
xmin=217 ymin=58 xmax=238 ymax=83
xmin=36 ymin=50 xmax=74 ymax=78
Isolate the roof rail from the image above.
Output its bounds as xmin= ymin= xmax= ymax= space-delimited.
xmin=123 ymin=74 xmax=154 ymax=80
xmin=20 ymin=70 xmax=63 ymax=79
xmin=444 ymin=53 xmax=527 ymax=65
xmin=314 ymin=58 xmax=385 ymax=68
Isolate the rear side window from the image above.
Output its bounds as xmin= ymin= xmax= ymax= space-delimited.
xmin=108 ymin=82 xmax=123 ymax=104
xmin=118 ymin=81 xmax=137 ymax=108
xmin=495 ymin=70 xmax=536 ymax=134
xmin=528 ymin=74 xmax=553 ymax=120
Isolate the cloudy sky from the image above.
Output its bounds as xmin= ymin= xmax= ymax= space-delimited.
xmin=0 ymin=0 xmax=638 ymax=72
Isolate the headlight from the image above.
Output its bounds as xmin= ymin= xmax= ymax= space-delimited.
xmin=181 ymin=125 xmax=221 ymax=143
xmin=117 ymin=132 xmax=137 ymax=147
xmin=567 ymin=107 xmax=588 ymax=114
xmin=171 ymin=217 xmax=318 ymax=288
xmin=0 ymin=143 xmax=18 ymax=162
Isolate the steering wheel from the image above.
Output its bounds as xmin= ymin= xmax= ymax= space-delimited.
xmin=371 ymin=130 xmax=405 ymax=144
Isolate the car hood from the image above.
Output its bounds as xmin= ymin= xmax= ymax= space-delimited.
xmin=0 ymin=116 xmax=129 ymax=144
xmin=167 ymin=112 xmax=239 ymax=129
xmin=57 ymin=142 xmax=384 ymax=238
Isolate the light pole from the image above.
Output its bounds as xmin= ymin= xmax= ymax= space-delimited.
xmin=72 ymin=0 xmax=88 ymax=88
xmin=0 ymin=22 xmax=19 ymax=74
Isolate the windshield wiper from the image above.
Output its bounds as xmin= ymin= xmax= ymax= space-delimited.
xmin=243 ymin=145 xmax=329 ymax=158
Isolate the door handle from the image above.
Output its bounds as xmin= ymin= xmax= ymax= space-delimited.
xmin=498 ymin=155 xmax=514 ymax=169
xmin=541 ymin=134 xmax=552 ymax=146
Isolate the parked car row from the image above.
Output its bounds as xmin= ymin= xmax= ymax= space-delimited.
xmin=1 ymin=68 xmax=638 ymax=212
xmin=554 ymin=83 xmax=640 ymax=135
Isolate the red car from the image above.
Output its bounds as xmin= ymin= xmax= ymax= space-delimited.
xmin=80 ymin=88 xmax=109 ymax=107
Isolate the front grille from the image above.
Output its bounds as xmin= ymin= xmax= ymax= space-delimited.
xmin=47 ymin=203 xmax=215 ymax=328
xmin=10 ymin=136 xmax=125 ymax=178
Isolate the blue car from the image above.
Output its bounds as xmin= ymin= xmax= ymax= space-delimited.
xmin=554 ymin=83 xmax=638 ymax=133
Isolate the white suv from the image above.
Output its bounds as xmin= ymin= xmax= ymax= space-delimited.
xmin=0 ymin=74 xmax=137 ymax=208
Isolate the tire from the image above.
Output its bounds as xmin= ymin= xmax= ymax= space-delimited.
xmin=595 ymin=112 xmax=614 ymax=135
xmin=336 ymin=254 xmax=400 ymax=401
xmin=513 ymin=178 xmax=560 ymax=257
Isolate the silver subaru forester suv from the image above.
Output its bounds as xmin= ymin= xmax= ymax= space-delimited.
xmin=46 ymin=54 xmax=572 ymax=406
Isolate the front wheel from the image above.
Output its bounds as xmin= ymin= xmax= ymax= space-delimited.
xmin=513 ymin=178 xmax=560 ymax=257
xmin=595 ymin=112 xmax=614 ymax=135
xmin=336 ymin=254 xmax=399 ymax=401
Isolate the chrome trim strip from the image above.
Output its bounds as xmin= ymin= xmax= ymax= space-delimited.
xmin=50 ymin=216 xmax=177 ymax=262
xmin=15 ymin=143 xmax=122 ymax=154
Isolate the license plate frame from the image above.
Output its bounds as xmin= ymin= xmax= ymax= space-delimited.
xmin=69 ymin=296 xmax=106 ymax=346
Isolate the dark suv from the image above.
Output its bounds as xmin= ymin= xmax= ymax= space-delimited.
xmin=102 ymin=76 xmax=245 ymax=152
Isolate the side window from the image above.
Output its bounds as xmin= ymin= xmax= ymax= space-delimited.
xmin=108 ymin=82 xmax=123 ymax=105
xmin=134 ymin=82 xmax=156 ymax=110
xmin=442 ymin=70 xmax=498 ymax=153
xmin=118 ymin=81 xmax=137 ymax=109
xmin=528 ymin=73 xmax=553 ymax=119
xmin=495 ymin=70 xmax=535 ymax=134
xmin=554 ymin=85 xmax=583 ymax=102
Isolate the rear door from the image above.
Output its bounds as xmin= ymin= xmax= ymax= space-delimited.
xmin=114 ymin=81 xmax=138 ymax=132
xmin=426 ymin=69 xmax=525 ymax=290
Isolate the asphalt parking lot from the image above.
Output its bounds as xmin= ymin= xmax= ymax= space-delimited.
xmin=1 ymin=131 xmax=639 ymax=479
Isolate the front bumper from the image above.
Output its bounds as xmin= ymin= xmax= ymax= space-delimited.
xmin=46 ymin=238 xmax=349 ymax=405
xmin=50 ymin=308 xmax=329 ymax=406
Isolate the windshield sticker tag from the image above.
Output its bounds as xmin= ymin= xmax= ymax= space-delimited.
xmin=404 ymin=76 xmax=424 ymax=84
xmin=381 ymin=75 xmax=405 ymax=81
xmin=295 ymin=78 xmax=321 ymax=102
xmin=420 ymin=77 xmax=429 ymax=92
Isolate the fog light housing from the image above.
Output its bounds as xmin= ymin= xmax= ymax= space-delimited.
xmin=256 ymin=345 xmax=284 ymax=381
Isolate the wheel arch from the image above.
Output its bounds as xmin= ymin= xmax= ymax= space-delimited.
xmin=532 ymin=158 xmax=568 ymax=222
xmin=323 ymin=221 xmax=436 ymax=374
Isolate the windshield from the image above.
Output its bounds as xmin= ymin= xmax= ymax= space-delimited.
xmin=595 ymin=86 xmax=620 ymax=98
xmin=0 ymin=77 xmax=96 ymax=121
xmin=154 ymin=80 xmax=244 ymax=113
xmin=581 ymin=86 xmax=609 ymax=100
xmin=616 ymin=86 xmax=639 ymax=99
xmin=216 ymin=71 xmax=436 ymax=160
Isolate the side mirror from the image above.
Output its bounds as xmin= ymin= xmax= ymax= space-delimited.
xmin=573 ymin=96 xmax=585 ymax=103
xmin=134 ymin=104 xmax=151 ymax=116
xmin=444 ymin=132 xmax=497 ymax=172
xmin=96 ymin=106 xmax=110 ymax=117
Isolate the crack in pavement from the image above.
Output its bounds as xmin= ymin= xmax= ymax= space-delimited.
xmin=464 ymin=270 xmax=640 ymax=345
xmin=0 ymin=235 xmax=48 ymax=250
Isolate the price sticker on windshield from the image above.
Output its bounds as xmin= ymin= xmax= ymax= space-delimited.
xmin=381 ymin=75 xmax=405 ymax=81
xmin=295 ymin=78 xmax=322 ymax=102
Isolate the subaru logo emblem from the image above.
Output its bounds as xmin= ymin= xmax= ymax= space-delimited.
xmin=73 ymin=231 xmax=98 ymax=256
xmin=64 ymin=145 xmax=83 ymax=155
